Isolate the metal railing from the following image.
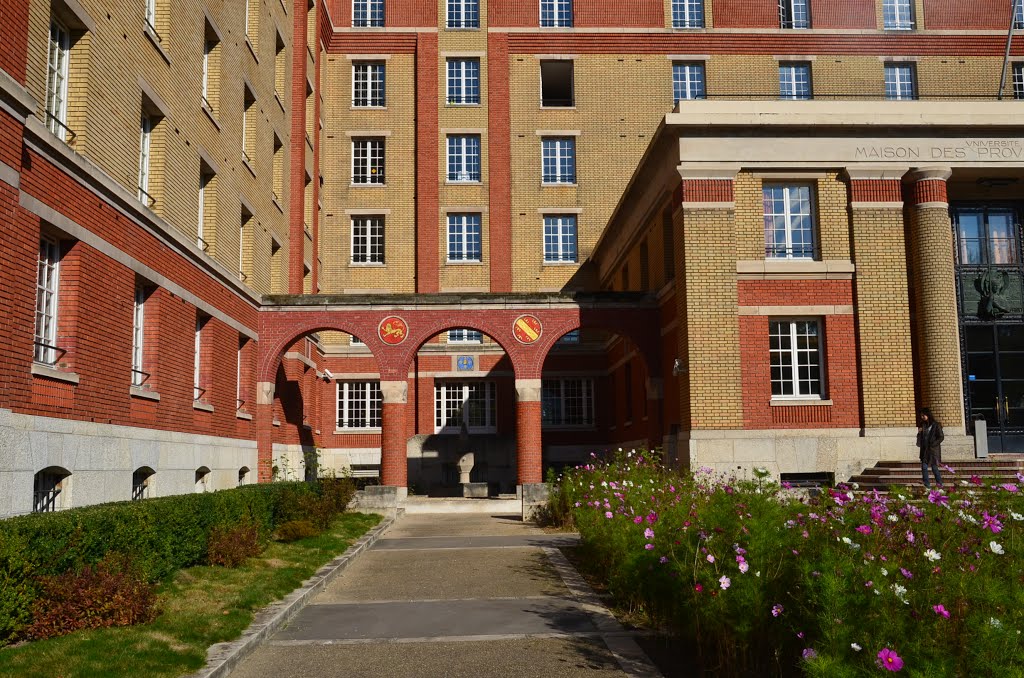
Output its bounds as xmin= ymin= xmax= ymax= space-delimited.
xmin=197 ymin=236 xmax=209 ymax=252
xmin=131 ymin=368 xmax=151 ymax=387
xmin=144 ymin=18 xmax=164 ymax=44
xmin=33 ymin=341 xmax=67 ymax=366
xmin=45 ymin=113 xmax=77 ymax=144
xmin=138 ymin=187 xmax=156 ymax=208
xmin=193 ymin=386 xmax=207 ymax=402
xmin=765 ymin=245 xmax=821 ymax=260
xmin=352 ymin=96 xmax=386 ymax=107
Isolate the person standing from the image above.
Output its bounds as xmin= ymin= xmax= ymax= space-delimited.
xmin=916 ymin=408 xmax=944 ymax=489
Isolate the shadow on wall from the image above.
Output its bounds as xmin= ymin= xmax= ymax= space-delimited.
xmin=407 ymin=434 xmax=517 ymax=496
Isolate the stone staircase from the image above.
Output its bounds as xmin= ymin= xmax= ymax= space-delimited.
xmin=848 ymin=457 xmax=1024 ymax=492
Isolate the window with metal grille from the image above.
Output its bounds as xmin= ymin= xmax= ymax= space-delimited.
xmin=673 ymin=62 xmax=706 ymax=102
xmin=131 ymin=285 xmax=146 ymax=386
xmin=434 ymin=381 xmax=497 ymax=433
xmin=671 ymin=0 xmax=704 ymax=28
xmin=35 ymin=235 xmax=61 ymax=365
xmin=351 ymin=216 xmax=385 ymax=264
xmin=1015 ymin=63 xmax=1024 ymax=100
xmin=778 ymin=0 xmax=809 ymax=28
xmin=779 ymin=62 xmax=812 ymax=100
xmin=884 ymin=63 xmax=917 ymax=100
xmin=353 ymin=61 xmax=385 ymax=107
xmin=540 ymin=0 xmax=573 ymax=27
xmin=33 ymin=467 xmax=70 ymax=513
xmin=132 ymin=467 xmax=153 ymax=500
xmin=448 ymin=328 xmax=483 ymax=343
xmin=46 ymin=19 xmax=70 ymax=139
xmin=541 ymin=137 xmax=576 ymax=184
xmin=448 ymin=0 xmax=480 ymax=28
xmin=352 ymin=137 xmax=385 ymax=184
xmin=337 ymin=381 xmax=382 ymax=429
xmin=543 ymin=215 xmax=577 ymax=263
xmin=542 ymin=378 xmax=595 ymax=427
xmin=447 ymin=213 xmax=482 ymax=262
xmin=447 ymin=58 xmax=481 ymax=104
xmin=763 ymin=184 xmax=816 ymax=259
xmin=882 ymin=0 xmax=914 ymax=29
xmin=447 ymin=135 xmax=481 ymax=181
xmin=770 ymin=320 xmax=823 ymax=398
xmin=353 ymin=0 xmax=384 ymax=27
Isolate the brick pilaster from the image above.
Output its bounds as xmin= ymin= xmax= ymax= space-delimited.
xmin=288 ymin=0 xmax=309 ymax=294
xmin=515 ymin=379 xmax=543 ymax=485
xmin=380 ymin=380 xmax=408 ymax=487
xmin=415 ymin=33 xmax=439 ymax=293
xmin=256 ymin=381 xmax=276 ymax=481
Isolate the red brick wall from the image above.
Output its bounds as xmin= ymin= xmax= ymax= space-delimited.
xmin=0 ymin=112 xmax=23 ymax=170
xmin=488 ymin=33 xmax=512 ymax=292
xmin=923 ymin=0 xmax=1011 ymax=29
xmin=808 ymin=0 xmax=876 ymax=29
xmin=575 ymin=0 xmax=663 ymax=27
xmin=386 ymin=0 xmax=437 ymax=26
xmin=489 ymin=2 xmax=538 ymax=27
xmin=713 ymin=0 xmax=779 ymax=28
xmin=0 ymin=0 xmax=30 ymax=84
xmin=415 ymin=33 xmax=440 ymax=293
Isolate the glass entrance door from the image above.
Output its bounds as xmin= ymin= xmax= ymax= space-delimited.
xmin=964 ymin=324 xmax=1024 ymax=453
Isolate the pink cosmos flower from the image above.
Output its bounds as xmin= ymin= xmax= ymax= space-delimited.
xmin=659 ymin=556 xmax=668 ymax=564
xmin=694 ymin=583 xmax=703 ymax=592
xmin=644 ymin=527 xmax=655 ymax=539
xmin=856 ymin=525 xmax=872 ymax=535
xmin=719 ymin=575 xmax=731 ymax=590
xmin=633 ymin=516 xmax=643 ymax=525
xmin=1001 ymin=483 xmax=1019 ymax=493
xmin=771 ymin=604 xmax=784 ymax=617
xmin=738 ymin=561 xmax=749 ymax=574
xmin=645 ymin=543 xmax=655 ymax=550
xmin=605 ymin=511 xmax=613 ymax=519
xmin=900 ymin=568 xmax=913 ymax=579
xmin=876 ymin=648 xmax=904 ymax=672
xmin=982 ymin=511 xmax=1003 ymax=534
xmin=933 ymin=604 xmax=950 ymax=618
xmin=802 ymin=648 xmax=817 ymax=661
xmin=906 ymin=531 xmax=915 ymax=544
xmin=707 ymin=554 xmax=715 ymax=563
xmin=646 ymin=511 xmax=658 ymax=524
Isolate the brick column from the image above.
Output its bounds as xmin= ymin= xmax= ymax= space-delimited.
xmin=256 ymin=381 xmax=276 ymax=482
xmin=909 ymin=167 xmax=964 ymax=430
xmin=846 ymin=168 xmax=916 ymax=428
xmin=380 ymin=380 xmax=408 ymax=489
xmin=515 ymin=379 xmax=543 ymax=485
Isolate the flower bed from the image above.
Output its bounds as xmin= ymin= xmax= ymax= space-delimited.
xmin=551 ymin=450 xmax=1024 ymax=676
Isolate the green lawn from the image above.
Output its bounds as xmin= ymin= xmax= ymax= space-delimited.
xmin=0 ymin=512 xmax=381 ymax=678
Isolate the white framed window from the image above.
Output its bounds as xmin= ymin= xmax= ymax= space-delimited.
xmin=236 ymin=338 xmax=245 ymax=407
xmin=353 ymin=61 xmax=385 ymax=107
xmin=447 ymin=135 xmax=481 ymax=182
xmin=132 ymin=285 xmax=146 ymax=386
xmin=448 ymin=0 xmax=480 ymax=28
xmin=448 ymin=328 xmax=483 ymax=343
xmin=543 ymin=215 xmax=577 ymax=263
xmin=884 ymin=63 xmax=916 ymax=100
xmin=198 ymin=170 xmax=213 ymax=249
xmin=542 ymin=378 xmax=595 ymax=428
xmin=779 ymin=62 xmax=812 ymax=100
xmin=132 ymin=467 xmax=154 ymax=500
xmin=882 ymin=0 xmax=914 ymax=29
xmin=34 ymin=467 xmax=70 ymax=513
xmin=447 ymin=58 xmax=481 ymax=104
xmin=145 ymin=0 xmax=157 ymax=29
xmin=671 ymin=0 xmax=704 ymax=28
xmin=337 ymin=381 xmax=383 ymax=429
xmin=352 ymin=216 xmax=385 ymax=264
xmin=1015 ymin=0 xmax=1023 ymax=30
xmin=193 ymin=316 xmax=204 ymax=400
xmin=447 ymin=213 xmax=482 ymax=262
xmin=1014 ymin=63 xmax=1024 ymax=100
xmin=434 ymin=381 xmax=497 ymax=433
xmin=541 ymin=137 xmax=576 ymax=184
xmin=353 ymin=0 xmax=385 ymax=27
xmin=352 ymin=137 xmax=385 ymax=184
xmin=138 ymin=114 xmax=154 ymax=205
xmin=46 ymin=19 xmax=70 ymax=138
xmin=540 ymin=0 xmax=573 ymax=27
xmin=769 ymin=319 xmax=823 ymax=398
xmin=558 ymin=329 xmax=581 ymax=344
xmin=673 ymin=62 xmax=706 ymax=101
xmin=779 ymin=0 xmax=809 ymax=28
xmin=350 ymin=334 xmax=365 ymax=345
xmin=34 ymin=235 xmax=60 ymax=365
xmin=763 ymin=184 xmax=816 ymax=259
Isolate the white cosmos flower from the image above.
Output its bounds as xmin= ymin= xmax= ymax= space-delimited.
xmin=851 ymin=643 xmax=862 ymax=652
xmin=924 ymin=549 xmax=941 ymax=562
xmin=990 ymin=541 xmax=1005 ymax=555
xmin=1010 ymin=511 xmax=1023 ymax=521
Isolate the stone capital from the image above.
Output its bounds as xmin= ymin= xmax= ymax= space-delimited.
xmin=380 ymin=380 xmax=408 ymax=404
xmin=515 ymin=379 xmax=543 ymax=403
xmin=908 ymin=166 xmax=952 ymax=183
xmin=677 ymin=163 xmax=741 ymax=181
xmin=256 ymin=382 xmax=275 ymax=405
xmin=844 ymin=166 xmax=910 ymax=182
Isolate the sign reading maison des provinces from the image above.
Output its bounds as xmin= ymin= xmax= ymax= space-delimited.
xmin=854 ymin=139 xmax=1024 ymax=162
xmin=681 ymin=137 xmax=1024 ymax=164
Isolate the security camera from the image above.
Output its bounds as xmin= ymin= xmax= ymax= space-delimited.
xmin=323 ymin=369 xmax=334 ymax=381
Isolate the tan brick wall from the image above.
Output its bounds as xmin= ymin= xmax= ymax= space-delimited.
xmin=25 ymin=0 xmax=294 ymax=296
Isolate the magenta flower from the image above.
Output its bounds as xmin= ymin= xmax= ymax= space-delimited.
xmin=633 ymin=516 xmax=643 ymax=525
xmin=1001 ymin=483 xmax=1019 ymax=493
xmin=719 ymin=575 xmax=731 ymax=590
xmin=771 ymin=604 xmax=784 ymax=617
xmin=644 ymin=543 xmax=655 ymax=550
xmin=801 ymin=648 xmax=817 ymax=661
xmin=856 ymin=525 xmax=872 ymax=535
xmin=646 ymin=511 xmax=658 ymax=524
xmin=659 ymin=556 xmax=668 ymax=564
xmin=933 ymin=604 xmax=950 ymax=618
xmin=644 ymin=527 xmax=655 ymax=539
xmin=982 ymin=512 xmax=1003 ymax=534
xmin=604 ymin=511 xmax=613 ymax=519
xmin=900 ymin=568 xmax=913 ymax=579
xmin=694 ymin=583 xmax=703 ymax=592
xmin=876 ymin=648 xmax=904 ymax=672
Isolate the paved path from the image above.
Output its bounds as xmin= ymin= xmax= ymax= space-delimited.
xmin=230 ymin=514 xmax=661 ymax=678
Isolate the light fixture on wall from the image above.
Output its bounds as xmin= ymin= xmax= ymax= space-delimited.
xmin=323 ymin=369 xmax=334 ymax=381
xmin=672 ymin=358 xmax=687 ymax=376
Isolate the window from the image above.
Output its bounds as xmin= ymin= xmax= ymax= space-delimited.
xmin=884 ymin=63 xmax=917 ymax=100
xmin=350 ymin=334 xmax=365 ymax=345
xmin=671 ymin=0 xmax=704 ymax=28
xmin=448 ymin=329 xmax=483 ymax=343
xmin=236 ymin=337 xmax=246 ymax=408
xmin=447 ymin=58 xmax=481 ymax=105
xmin=131 ymin=285 xmax=146 ymax=386
xmin=202 ymin=39 xmax=214 ymax=109
xmin=541 ymin=137 xmax=576 ymax=184
xmin=132 ymin=467 xmax=154 ymax=500
xmin=244 ymin=0 xmax=259 ymax=48
xmin=559 ymin=329 xmax=581 ymax=344
xmin=447 ymin=214 xmax=482 ymax=262
xmin=337 ymin=381 xmax=383 ymax=429
xmin=1015 ymin=0 xmax=1023 ymax=30
xmin=543 ymin=215 xmax=577 ymax=263
xmin=779 ymin=0 xmax=809 ymax=28
xmin=540 ymin=60 xmax=574 ymax=107
xmin=448 ymin=0 xmax=480 ymax=28
xmin=33 ymin=467 xmax=70 ymax=513
xmin=673 ymin=62 xmax=706 ymax=102
xmin=955 ymin=208 xmax=1019 ymax=266
xmin=434 ymin=381 xmax=497 ymax=433
xmin=138 ymin=114 xmax=154 ymax=205
xmin=352 ymin=216 xmax=385 ymax=264
xmin=779 ymin=62 xmax=812 ymax=100
xmin=352 ymin=137 xmax=385 ymax=184
xmin=145 ymin=0 xmax=157 ymax=31
xmin=353 ymin=0 xmax=385 ymax=27
xmin=46 ymin=19 xmax=70 ymax=139
xmin=240 ymin=206 xmax=252 ymax=278
xmin=540 ymin=0 xmax=573 ymax=27
xmin=882 ymin=0 xmax=914 ymax=29
xmin=272 ymin=133 xmax=284 ymax=203
xmin=447 ymin=135 xmax=481 ymax=182
xmin=198 ymin=167 xmax=215 ymax=250
xmin=1014 ymin=63 xmax=1024 ymax=100
xmin=194 ymin=315 xmax=206 ymax=400
xmin=770 ymin=320 xmax=823 ymax=398
xmin=195 ymin=467 xmax=211 ymax=493
xmin=34 ymin=235 xmax=60 ymax=365
xmin=542 ymin=378 xmax=595 ymax=427
xmin=242 ymin=86 xmax=256 ymax=165
xmin=353 ymin=61 xmax=386 ymax=107
xmin=275 ymin=32 xmax=286 ymax=99
xmin=763 ymin=184 xmax=816 ymax=259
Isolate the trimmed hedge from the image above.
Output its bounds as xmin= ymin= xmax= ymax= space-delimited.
xmin=0 ymin=482 xmax=324 ymax=646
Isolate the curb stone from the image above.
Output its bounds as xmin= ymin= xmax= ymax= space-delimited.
xmin=187 ymin=510 xmax=402 ymax=678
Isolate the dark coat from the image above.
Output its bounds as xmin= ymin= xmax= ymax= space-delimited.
xmin=917 ymin=421 xmax=944 ymax=465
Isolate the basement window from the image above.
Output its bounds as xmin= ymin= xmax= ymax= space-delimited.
xmin=541 ymin=60 xmax=574 ymax=107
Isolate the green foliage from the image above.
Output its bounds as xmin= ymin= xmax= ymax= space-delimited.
xmin=0 ymin=530 xmax=36 ymax=642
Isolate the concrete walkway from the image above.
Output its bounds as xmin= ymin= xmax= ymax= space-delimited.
xmin=229 ymin=514 xmax=661 ymax=678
